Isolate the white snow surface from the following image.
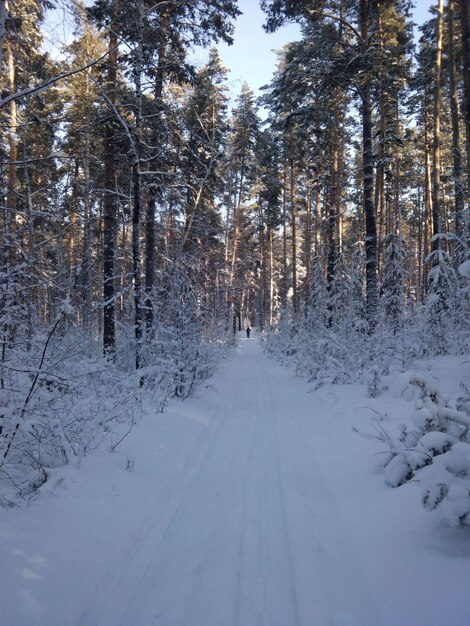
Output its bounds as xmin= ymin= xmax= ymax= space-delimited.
xmin=2 ymin=336 xmax=470 ymax=626
xmin=459 ymin=259 xmax=470 ymax=279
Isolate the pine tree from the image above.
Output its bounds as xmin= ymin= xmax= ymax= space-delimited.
xmin=382 ymin=232 xmax=405 ymax=330
xmin=224 ymin=83 xmax=259 ymax=325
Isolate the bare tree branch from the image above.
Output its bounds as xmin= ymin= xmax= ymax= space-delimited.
xmin=0 ymin=44 xmax=118 ymax=109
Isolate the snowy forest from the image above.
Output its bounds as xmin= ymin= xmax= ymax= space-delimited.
xmin=1 ymin=0 xmax=470 ymax=525
xmin=2 ymin=0 xmax=470 ymax=623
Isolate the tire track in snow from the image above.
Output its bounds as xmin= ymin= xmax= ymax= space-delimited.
xmin=77 ymin=387 xmax=233 ymax=626
xmin=120 ymin=349 xmax=263 ymax=626
xmin=79 ymin=338 xmax=380 ymax=626
xmin=257 ymin=348 xmax=382 ymax=625
xmin=233 ymin=350 xmax=301 ymax=626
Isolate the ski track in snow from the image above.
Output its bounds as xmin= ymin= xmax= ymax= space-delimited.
xmin=78 ymin=338 xmax=381 ymax=626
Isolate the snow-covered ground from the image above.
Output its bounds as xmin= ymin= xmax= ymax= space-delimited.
xmin=1 ymin=335 xmax=470 ymax=626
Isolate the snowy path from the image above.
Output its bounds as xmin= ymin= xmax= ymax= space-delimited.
xmin=78 ymin=338 xmax=379 ymax=626
xmin=4 ymin=338 xmax=470 ymax=626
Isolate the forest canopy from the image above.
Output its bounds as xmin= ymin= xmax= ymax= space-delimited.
xmin=0 ymin=0 xmax=469 ymax=498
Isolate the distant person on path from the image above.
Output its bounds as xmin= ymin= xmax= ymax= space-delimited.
xmin=246 ymin=327 xmax=251 ymax=338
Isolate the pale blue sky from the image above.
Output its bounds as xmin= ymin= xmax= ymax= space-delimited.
xmin=193 ymin=0 xmax=432 ymax=101
xmin=216 ymin=0 xmax=300 ymax=95
xmin=44 ymin=0 xmax=434 ymax=102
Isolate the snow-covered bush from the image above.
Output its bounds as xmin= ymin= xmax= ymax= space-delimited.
xmin=265 ymin=253 xmax=377 ymax=387
xmin=366 ymin=364 xmax=388 ymax=398
xmin=137 ymin=264 xmax=230 ymax=410
xmin=266 ymin=236 xmax=469 ymax=393
xmin=0 ymin=316 xmax=138 ymax=502
xmin=0 ymin=274 xmax=229 ymax=503
xmin=420 ymin=443 xmax=470 ymax=526
xmin=368 ymin=371 xmax=470 ymax=526
xmin=381 ymin=232 xmax=405 ymax=332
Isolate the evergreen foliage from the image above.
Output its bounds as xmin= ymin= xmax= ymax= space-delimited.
xmin=1 ymin=0 xmax=470 ymax=500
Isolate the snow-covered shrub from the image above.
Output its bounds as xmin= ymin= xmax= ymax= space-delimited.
xmin=457 ymin=379 xmax=470 ymax=415
xmin=265 ymin=253 xmax=376 ymax=387
xmin=267 ymin=237 xmax=469 ymax=392
xmin=421 ymin=443 xmax=470 ymax=526
xmin=0 ymin=265 xmax=229 ymax=502
xmin=0 ymin=317 xmax=138 ymax=501
xmin=137 ymin=263 xmax=230 ymax=410
xmin=381 ymin=232 xmax=405 ymax=332
xmin=367 ymin=371 xmax=470 ymax=525
xmin=425 ymin=243 xmax=466 ymax=355
xmin=366 ymin=364 xmax=387 ymax=398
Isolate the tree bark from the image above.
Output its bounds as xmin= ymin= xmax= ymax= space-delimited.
xmin=289 ymin=126 xmax=298 ymax=315
xmin=132 ymin=161 xmax=143 ymax=370
xmin=448 ymin=0 xmax=465 ymax=244
xmin=359 ymin=0 xmax=378 ymax=327
xmin=431 ymin=0 xmax=444 ymax=251
xmin=282 ymin=159 xmax=288 ymax=308
xmin=327 ymin=108 xmax=339 ymax=288
xmin=258 ymin=201 xmax=266 ymax=330
xmin=424 ymin=87 xmax=433 ymax=294
xmin=133 ymin=7 xmax=144 ymax=371
xmin=5 ymin=36 xmax=17 ymax=268
xmin=459 ymin=0 xmax=470 ymax=197
xmin=102 ymin=0 xmax=118 ymax=356
xmin=145 ymin=6 xmax=170 ymax=331
xmin=304 ymin=179 xmax=312 ymax=310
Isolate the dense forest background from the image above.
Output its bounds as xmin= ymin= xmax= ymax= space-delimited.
xmin=1 ymin=0 xmax=469 ymax=498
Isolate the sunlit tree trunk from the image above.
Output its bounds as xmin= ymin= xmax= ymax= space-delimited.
xmin=145 ymin=6 xmax=170 ymax=331
xmin=459 ymin=0 xmax=470 ymax=202
xmin=268 ymin=219 xmax=274 ymax=325
xmin=132 ymin=14 xmax=144 ymax=372
xmin=431 ymin=0 xmax=444 ymax=251
xmin=289 ymin=126 xmax=298 ymax=315
xmin=360 ymin=0 xmax=378 ymax=327
xmin=68 ymin=158 xmax=80 ymax=279
xmin=423 ymin=85 xmax=433 ymax=295
xmin=5 ymin=35 xmax=17 ymax=268
xmin=258 ymin=201 xmax=266 ymax=330
xmin=448 ymin=0 xmax=465 ymax=244
xmin=304 ymin=179 xmax=312 ymax=310
xmin=327 ymin=109 xmax=339 ymax=288
xmin=375 ymin=2 xmax=386 ymax=278
xmin=102 ymin=0 xmax=118 ymax=356
xmin=281 ymin=159 xmax=288 ymax=308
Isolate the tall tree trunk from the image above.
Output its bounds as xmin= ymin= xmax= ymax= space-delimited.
xmin=68 ymin=158 xmax=80 ymax=279
xmin=23 ymin=149 xmax=34 ymax=346
xmin=269 ymin=222 xmax=274 ymax=326
xmin=314 ymin=180 xmax=321 ymax=254
xmin=145 ymin=6 xmax=170 ymax=331
xmin=375 ymin=2 xmax=386 ymax=278
xmin=229 ymin=157 xmax=245 ymax=286
xmin=289 ymin=126 xmax=298 ymax=315
xmin=133 ymin=14 xmax=144 ymax=372
xmin=1 ymin=21 xmax=17 ymax=382
xmin=258 ymin=202 xmax=266 ymax=330
xmin=82 ymin=151 xmax=93 ymax=337
xmin=360 ymin=0 xmax=378 ymax=327
xmin=282 ymin=159 xmax=288 ymax=308
xmin=5 ymin=36 xmax=17 ymax=268
xmin=448 ymin=0 xmax=465 ymax=245
xmin=392 ymin=100 xmax=401 ymax=233
xmin=304 ymin=179 xmax=312 ymax=310
xmin=132 ymin=162 xmax=143 ymax=370
xmin=432 ymin=0 xmax=444 ymax=252
xmin=327 ymin=110 xmax=339 ymax=287
xmin=424 ymin=91 xmax=433 ymax=296
xmin=102 ymin=0 xmax=118 ymax=356
xmin=459 ymin=0 xmax=470 ymax=199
